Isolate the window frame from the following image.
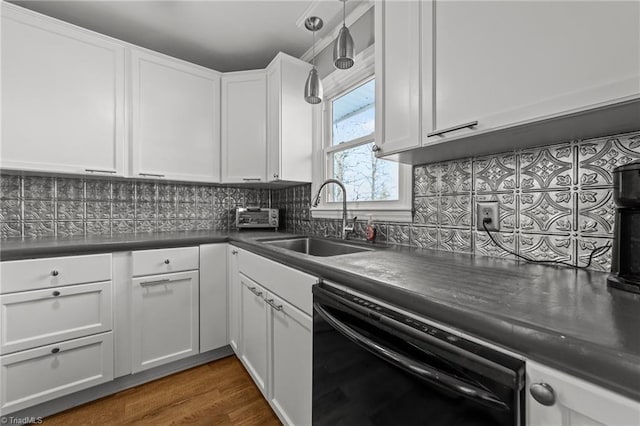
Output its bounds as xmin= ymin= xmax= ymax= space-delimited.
xmin=311 ymin=45 xmax=412 ymax=222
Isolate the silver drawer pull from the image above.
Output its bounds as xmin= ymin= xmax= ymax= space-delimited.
xmin=266 ymin=298 xmax=283 ymax=311
xmin=51 ymin=270 xmax=59 ymax=277
xmin=242 ymin=178 xmax=262 ymax=182
xmin=140 ymin=279 xmax=171 ymax=287
xmin=231 ymin=250 xmax=238 ymax=255
xmin=52 ymin=291 xmax=61 ymax=297
xmin=427 ymin=120 xmax=478 ymax=137
xmin=248 ymin=286 xmax=263 ymax=297
xmin=139 ymin=172 xmax=165 ymax=178
xmin=530 ymin=383 xmax=556 ymax=406
xmin=164 ymin=259 xmax=171 ymax=264
xmin=51 ymin=347 xmax=60 ymax=354
xmin=85 ymin=168 xmax=117 ymax=174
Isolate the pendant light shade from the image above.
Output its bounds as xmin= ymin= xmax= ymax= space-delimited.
xmin=304 ymin=16 xmax=324 ymax=104
xmin=304 ymin=68 xmax=323 ymax=104
xmin=333 ymin=27 xmax=354 ymax=69
xmin=333 ymin=0 xmax=354 ymax=70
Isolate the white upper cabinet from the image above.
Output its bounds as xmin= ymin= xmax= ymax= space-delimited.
xmin=430 ymin=0 xmax=640 ymax=141
xmin=375 ymin=0 xmax=640 ymax=161
xmin=221 ymin=70 xmax=268 ymax=183
xmin=374 ymin=0 xmax=422 ymax=156
xmin=130 ymin=49 xmax=221 ymax=183
xmin=266 ymin=53 xmax=313 ymax=183
xmin=1 ymin=3 xmax=126 ymax=176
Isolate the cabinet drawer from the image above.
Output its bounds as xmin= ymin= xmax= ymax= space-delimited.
xmin=0 ymin=254 xmax=112 ymax=294
xmin=0 ymin=281 xmax=112 ymax=355
xmin=237 ymin=248 xmax=318 ymax=315
xmin=132 ymin=246 xmax=199 ymax=276
xmin=0 ymin=332 xmax=114 ymax=415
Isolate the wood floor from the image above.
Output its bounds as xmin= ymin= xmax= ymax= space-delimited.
xmin=43 ymin=355 xmax=281 ymax=426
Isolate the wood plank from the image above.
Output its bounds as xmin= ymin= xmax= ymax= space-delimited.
xmin=42 ymin=355 xmax=281 ymax=425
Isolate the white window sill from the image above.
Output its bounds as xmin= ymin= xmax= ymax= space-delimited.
xmin=311 ymin=208 xmax=412 ymax=223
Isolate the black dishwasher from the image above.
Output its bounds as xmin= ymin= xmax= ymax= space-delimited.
xmin=312 ymin=282 xmax=525 ymax=426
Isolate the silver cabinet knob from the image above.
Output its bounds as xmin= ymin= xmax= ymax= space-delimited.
xmin=52 ymin=291 xmax=61 ymax=297
xmin=530 ymin=382 xmax=556 ymax=406
xmin=231 ymin=250 xmax=238 ymax=255
xmin=164 ymin=259 xmax=170 ymax=264
xmin=273 ymin=173 xmax=279 ymax=179
xmin=371 ymin=144 xmax=381 ymax=152
xmin=51 ymin=270 xmax=59 ymax=277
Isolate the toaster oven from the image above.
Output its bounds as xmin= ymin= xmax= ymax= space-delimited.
xmin=236 ymin=207 xmax=279 ymax=229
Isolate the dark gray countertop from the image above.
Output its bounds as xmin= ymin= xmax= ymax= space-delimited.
xmin=2 ymin=231 xmax=639 ymax=402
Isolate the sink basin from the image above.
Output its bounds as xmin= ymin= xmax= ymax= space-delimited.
xmin=262 ymin=237 xmax=372 ymax=257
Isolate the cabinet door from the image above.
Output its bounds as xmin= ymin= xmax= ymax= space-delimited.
xmin=374 ymin=0 xmax=422 ymax=155
xmin=199 ymin=244 xmax=227 ymax=353
xmin=268 ymin=293 xmax=312 ymax=426
xmin=1 ymin=4 xmax=125 ymax=176
xmin=527 ymin=361 xmax=640 ymax=426
xmin=221 ymin=71 xmax=267 ymax=183
xmin=131 ymin=270 xmax=199 ymax=373
xmin=266 ymin=54 xmax=313 ymax=183
xmin=228 ymin=246 xmax=241 ymax=353
xmin=131 ymin=49 xmax=221 ymax=183
xmin=239 ymin=274 xmax=268 ymax=393
xmin=432 ymin=1 xmax=640 ymax=139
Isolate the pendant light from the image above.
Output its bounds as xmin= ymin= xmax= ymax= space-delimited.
xmin=333 ymin=0 xmax=354 ymax=69
xmin=304 ymin=16 xmax=324 ymax=104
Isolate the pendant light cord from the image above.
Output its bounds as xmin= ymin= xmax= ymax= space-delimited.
xmin=343 ymin=0 xmax=346 ymax=27
xmin=312 ymin=28 xmax=316 ymax=68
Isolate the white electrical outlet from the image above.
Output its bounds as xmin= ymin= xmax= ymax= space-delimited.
xmin=477 ymin=201 xmax=500 ymax=231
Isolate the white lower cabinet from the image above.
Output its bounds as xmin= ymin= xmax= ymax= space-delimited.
xmin=233 ymin=247 xmax=316 ymax=426
xmin=131 ymin=270 xmax=199 ymax=373
xmin=0 ymin=332 xmax=114 ymax=414
xmin=527 ymin=361 xmax=640 ymax=426
xmin=199 ymin=244 xmax=228 ymax=353
xmin=268 ymin=292 xmax=312 ymax=426
xmin=228 ymin=246 xmax=241 ymax=353
xmin=0 ymin=253 xmax=115 ymax=416
xmin=239 ymin=274 xmax=269 ymax=393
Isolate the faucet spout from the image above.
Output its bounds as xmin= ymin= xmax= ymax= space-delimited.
xmin=312 ymin=179 xmax=352 ymax=239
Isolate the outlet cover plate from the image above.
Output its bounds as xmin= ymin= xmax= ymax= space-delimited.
xmin=477 ymin=201 xmax=500 ymax=231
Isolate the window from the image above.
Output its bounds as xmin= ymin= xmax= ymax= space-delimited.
xmin=327 ymin=79 xmax=400 ymax=203
xmin=312 ymin=45 xmax=411 ymax=222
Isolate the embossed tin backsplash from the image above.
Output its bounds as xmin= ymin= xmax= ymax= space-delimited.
xmin=275 ymin=130 xmax=640 ymax=271
xmin=0 ymin=176 xmax=270 ymax=238
xmin=2 ymin=130 xmax=639 ymax=272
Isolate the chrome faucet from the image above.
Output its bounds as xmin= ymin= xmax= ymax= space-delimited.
xmin=312 ymin=179 xmax=356 ymax=240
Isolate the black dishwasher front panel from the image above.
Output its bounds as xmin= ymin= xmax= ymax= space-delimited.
xmin=312 ymin=283 xmax=525 ymax=426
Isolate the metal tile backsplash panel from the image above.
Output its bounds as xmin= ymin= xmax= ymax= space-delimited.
xmin=274 ymin=130 xmax=640 ymax=272
xmin=0 ymin=175 xmax=270 ymax=238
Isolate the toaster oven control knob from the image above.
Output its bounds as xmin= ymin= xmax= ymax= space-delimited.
xmin=271 ymin=220 xmax=277 ymax=225
xmin=530 ymin=383 xmax=556 ymax=406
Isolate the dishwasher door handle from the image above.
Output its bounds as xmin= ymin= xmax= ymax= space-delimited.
xmin=313 ymin=302 xmax=510 ymax=412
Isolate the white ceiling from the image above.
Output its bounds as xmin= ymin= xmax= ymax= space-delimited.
xmin=9 ymin=0 xmax=364 ymax=72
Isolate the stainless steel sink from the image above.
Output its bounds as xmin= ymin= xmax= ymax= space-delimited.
xmin=262 ymin=237 xmax=372 ymax=257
